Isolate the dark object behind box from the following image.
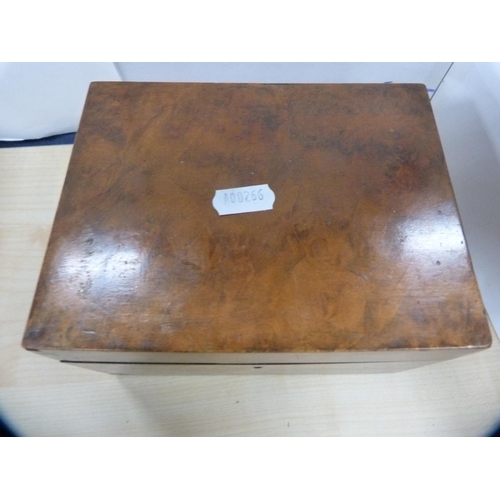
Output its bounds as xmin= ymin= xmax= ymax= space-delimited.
xmin=23 ymin=82 xmax=491 ymax=374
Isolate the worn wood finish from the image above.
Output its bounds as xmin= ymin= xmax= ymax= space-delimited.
xmin=23 ymin=83 xmax=490 ymax=368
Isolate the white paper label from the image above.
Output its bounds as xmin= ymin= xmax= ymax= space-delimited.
xmin=212 ymin=184 xmax=275 ymax=216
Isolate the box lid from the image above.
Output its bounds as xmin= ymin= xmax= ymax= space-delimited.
xmin=23 ymin=82 xmax=491 ymax=355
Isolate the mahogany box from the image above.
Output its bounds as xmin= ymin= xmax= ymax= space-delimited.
xmin=22 ymin=82 xmax=491 ymax=374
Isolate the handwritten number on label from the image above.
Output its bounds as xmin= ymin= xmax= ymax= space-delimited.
xmin=224 ymin=189 xmax=263 ymax=204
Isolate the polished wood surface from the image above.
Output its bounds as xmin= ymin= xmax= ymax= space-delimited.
xmin=3 ymin=145 xmax=500 ymax=435
xmin=23 ymin=83 xmax=490 ymax=362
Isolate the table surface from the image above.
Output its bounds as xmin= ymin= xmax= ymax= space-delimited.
xmin=2 ymin=145 xmax=500 ymax=436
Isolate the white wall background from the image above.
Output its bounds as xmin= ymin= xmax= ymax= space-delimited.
xmin=115 ymin=62 xmax=450 ymax=89
xmin=0 ymin=62 xmax=120 ymax=140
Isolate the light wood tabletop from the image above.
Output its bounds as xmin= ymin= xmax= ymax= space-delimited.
xmin=1 ymin=145 xmax=500 ymax=436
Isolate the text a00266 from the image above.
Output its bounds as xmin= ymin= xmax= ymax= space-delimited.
xmin=224 ymin=188 xmax=264 ymax=204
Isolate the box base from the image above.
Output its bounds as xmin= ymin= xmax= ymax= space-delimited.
xmin=63 ymin=360 xmax=441 ymax=375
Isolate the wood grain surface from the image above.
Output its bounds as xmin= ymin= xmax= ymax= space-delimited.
xmin=23 ymin=83 xmax=489 ymax=363
xmin=1 ymin=146 xmax=500 ymax=435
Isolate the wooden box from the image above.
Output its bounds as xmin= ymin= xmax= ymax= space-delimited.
xmin=23 ymin=82 xmax=491 ymax=374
